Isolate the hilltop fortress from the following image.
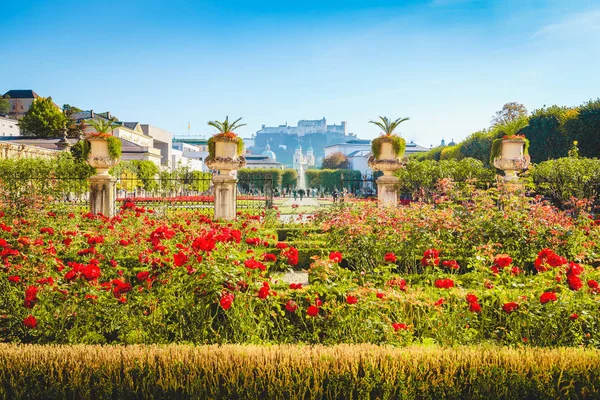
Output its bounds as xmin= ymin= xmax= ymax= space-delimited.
xmin=249 ymin=118 xmax=356 ymax=167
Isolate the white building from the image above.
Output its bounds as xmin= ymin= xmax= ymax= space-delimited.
xmin=0 ymin=116 xmax=20 ymax=137
xmin=172 ymin=141 xmax=208 ymax=172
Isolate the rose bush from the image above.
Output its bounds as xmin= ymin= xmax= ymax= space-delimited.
xmin=0 ymin=185 xmax=599 ymax=347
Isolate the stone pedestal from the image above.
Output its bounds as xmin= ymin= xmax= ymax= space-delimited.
xmin=89 ymin=175 xmax=117 ymax=217
xmin=376 ymin=175 xmax=400 ymax=205
xmin=213 ymin=174 xmax=237 ymax=220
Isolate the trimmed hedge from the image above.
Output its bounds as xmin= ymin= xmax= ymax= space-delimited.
xmin=0 ymin=344 xmax=599 ymax=399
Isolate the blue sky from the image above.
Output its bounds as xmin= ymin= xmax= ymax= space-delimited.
xmin=2 ymin=0 xmax=599 ymax=146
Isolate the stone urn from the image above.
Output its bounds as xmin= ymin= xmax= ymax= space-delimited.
xmin=492 ymin=139 xmax=530 ymax=182
xmin=87 ymin=136 xmax=120 ymax=176
xmin=368 ymin=137 xmax=405 ymax=205
xmin=205 ymin=138 xmax=246 ymax=175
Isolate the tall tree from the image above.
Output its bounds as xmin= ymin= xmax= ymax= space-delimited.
xmin=491 ymin=102 xmax=528 ymax=127
xmin=64 ymin=107 xmax=86 ymax=138
xmin=17 ymin=97 xmax=67 ymax=138
xmin=322 ymin=152 xmax=350 ymax=169
xmin=0 ymin=95 xmax=10 ymax=116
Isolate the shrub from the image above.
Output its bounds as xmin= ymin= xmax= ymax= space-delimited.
xmin=0 ymin=344 xmax=598 ymax=399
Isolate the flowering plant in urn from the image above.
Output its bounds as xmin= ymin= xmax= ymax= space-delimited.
xmin=83 ymin=117 xmax=121 ymax=176
xmin=205 ymin=116 xmax=246 ymax=174
xmin=368 ymin=116 xmax=408 ymax=176
xmin=490 ymin=117 xmax=531 ymax=182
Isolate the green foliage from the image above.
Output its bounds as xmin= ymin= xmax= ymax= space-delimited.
xmin=521 ymin=105 xmax=578 ymax=163
xmin=207 ymin=116 xmax=246 ymax=134
xmin=371 ymin=135 xmax=406 ymax=159
xmin=106 ymin=136 xmax=122 ymax=159
xmin=86 ymin=117 xmax=118 ymax=135
xmin=573 ymin=99 xmax=600 ymax=159
xmin=530 ymin=157 xmax=600 ymax=207
xmin=0 ymin=95 xmax=9 ymax=115
xmin=111 ymin=161 xmax=160 ymax=191
xmin=305 ymin=169 xmax=361 ymax=192
xmin=238 ymin=168 xmax=282 ymax=192
xmin=321 ymin=152 xmax=350 ymax=169
xmin=0 ymin=154 xmax=94 ymax=213
xmin=395 ymin=158 xmax=495 ymax=198
xmin=490 ymin=101 xmax=528 ymax=127
xmin=17 ymin=97 xmax=67 ymax=138
xmin=368 ymin=115 xmax=410 ymax=135
xmin=281 ymin=169 xmax=298 ymax=189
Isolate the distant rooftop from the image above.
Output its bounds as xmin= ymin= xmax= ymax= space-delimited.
xmin=3 ymin=90 xmax=39 ymax=99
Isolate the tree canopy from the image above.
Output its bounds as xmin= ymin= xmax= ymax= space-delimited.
xmin=491 ymin=102 xmax=528 ymax=127
xmin=0 ymin=95 xmax=10 ymax=116
xmin=322 ymin=152 xmax=350 ymax=169
xmin=17 ymin=97 xmax=67 ymax=138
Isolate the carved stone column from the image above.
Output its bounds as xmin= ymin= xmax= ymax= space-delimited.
xmin=89 ymin=175 xmax=117 ymax=217
xmin=205 ymin=138 xmax=246 ymax=220
xmin=86 ymin=137 xmax=120 ymax=217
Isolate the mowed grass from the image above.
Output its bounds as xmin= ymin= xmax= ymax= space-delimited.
xmin=0 ymin=344 xmax=599 ymax=399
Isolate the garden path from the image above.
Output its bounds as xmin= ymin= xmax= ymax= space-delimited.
xmin=281 ymin=197 xmax=320 ymax=207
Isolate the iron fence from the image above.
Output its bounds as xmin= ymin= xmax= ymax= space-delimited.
xmin=0 ymin=174 xmax=90 ymax=213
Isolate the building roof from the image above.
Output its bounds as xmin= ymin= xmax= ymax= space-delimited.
xmin=347 ymin=150 xmax=371 ymax=158
xmin=3 ymin=90 xmax=39 ymax=99
xmin=173 ymin=137 xmax=209 ymax=145
xmin=70 ymin=111 xmax=113 ymax=122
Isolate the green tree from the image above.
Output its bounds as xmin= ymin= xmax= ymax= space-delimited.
xmin=573 ymin=99 xmax=600 ymax=159
xmin=17 ymin=97 xmax=67 ymax=138
xmin=491 ymin=102 xmax=528 ymax=127
xmin=0 ymin=95 xmax=10 ymax=115
xmin=281 ymin=169 xmax=298 ymax=190
xmin=322 ymin=152 xmax=350 ymax=169
xmin=521 ymin=106 xmax=577 ymax=163
xmin=64 ymin=108 xmax=86 ymax=138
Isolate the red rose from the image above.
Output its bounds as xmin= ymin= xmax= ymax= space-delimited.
xmin=434 ymin=298 xmax=445 ymax=306
xmin=384 ymin=253 xmax=397 ymax=263
xmin=469 ymin=302 xmax=481 ymax=313
xmin=540 ymin=292 xmax=557 ymax=304
xmin=307 ymin=305 xmax=319 ymax=317
xmin=346 ymin=295 xmax=358 ymax=305
xmin=588 ymin=279 xmax=599 ymax=289
xmin=392 ymin=323 xmax=409 ymax=331
xmin=465 ymin=294 xmax=478 ymax=304
xmin=136 ymin=271 xmax=150 ymax=282
xmin=568 ymin=275 xmax=583 ymax=291
xmin=285 ymin=300 xmax=298 ymax=313
xmin=23 ymin=315 xmax=37 ymax=329
xmin=329 ymin=252 xmax=343 ymax=263
xmin=434 ymin=279 xmax=454 ymax=289
xmin=442 ymin=260 xmax=459 ymax=270
xmin=502 ymin=302 xmax=519 ymax=314
xmin=262 ymin=253 xmax=277 ymax=262
xmin=8 ymin=275 xmax=20 ymax=283
xmin=376 ymin=292 xmax=385 ymax=299
xmin=569 ymin=313 xmax=579 ymax=320
xmin=220 ymin=293 xmax=234 ymax=310
xmin=173 ymin=251 xmax=188 ymax=267
xmin=494 ymin=254 xmax=512 ymax=268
